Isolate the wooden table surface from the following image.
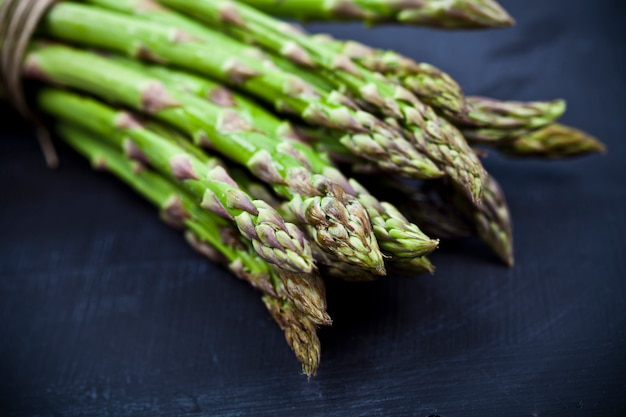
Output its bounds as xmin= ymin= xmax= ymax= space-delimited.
xmin=1 ymin=0 xmax=625 ymax=415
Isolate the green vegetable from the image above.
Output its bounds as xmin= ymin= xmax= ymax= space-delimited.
xmin=157 ymin=0 xmax=487 ymax=202
xmin=237 ymin=0 xmax=514 ymax=29
xmin=56 ymin=122 xmax=326 ymax=375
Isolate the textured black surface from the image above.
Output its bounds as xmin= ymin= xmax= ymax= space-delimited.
xmin=1 ymin=0 xmax=625 ymax=416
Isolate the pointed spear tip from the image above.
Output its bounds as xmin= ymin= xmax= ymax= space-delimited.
xmin=484 ymin=0 xmax=516 ymax=27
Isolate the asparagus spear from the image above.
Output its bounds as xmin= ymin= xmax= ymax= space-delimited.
xmin=233 ymin=152 xmax=438 ymax=276
xmin=496 ymin=124 xmax=606 ymax=159
xmin=186 ymin=236 xmax=325 ymax=377
xmin=462 ymin=125 xmax=537 ymax=143
xmin=454 ymin=96 xmax=567 ymax=133
xmin=93 ymin=0 xmax=460 ymax=124
xmin=308 ymin=34 xmax=574 ymax=149
xmin=447 ymin=97 xmax=574 ymax=147
xmin=262 ymin=295 xmax=321 ymax=377
xmin=466 ymin=175 xmax=513 ymax=266
xmin=88 ymin=1 xmax=463 ymax=119
xmin=157 ymin=0 xmax=486 ymax=202
xmin=109 ymin=55 xmax=439 ymax=260
xmin=451 ymin=99 xmax=604 ymax=159
xmin=42 ymin=2 xmax=436 ymax=179
xmin=399 ymin=90 xmax=597 ymax=159
xmin=148 ymin=1 xmax=591 ymax=163
xmin=236 ymin=0 xmax=514 ymax=29
xmin=85 ymin=0 xmax=336 ymax=94
xmin=309 ymin=233 xmax=437 ymax=279
xmin=229 ymin=156 xmax=438 ymax=279
xmin=36 ymin=85 xmax=314 ymax=274
xmin=325 ymin=44 xmax=568 ymax=147
xmin=85 ymin=0 xmax=444 ymax=179
xmin=223 ymin=166 xmax=377 ymax=280
xmin=311 ymin=33 xmax=590 ymax=163
xmin=187 ymin=219 xmax=324 ymax=378
xmin=241 ymin=143 xmax=441 ymax=270
xmin=56 ymin=123 xmax=325 ymax=374
xmin=26 ymin=43 xmax=385 ymax=274
xmin=232 ymin=148 xmax=439 ymax=277
xmin=142 ymin=122 xmax=427 ymax=283
xmin=310 ymin=34 xmax=467 ymax=117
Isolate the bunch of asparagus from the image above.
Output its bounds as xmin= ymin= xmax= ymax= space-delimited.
xmin=2 ymin=0 xmax=604 ymax=376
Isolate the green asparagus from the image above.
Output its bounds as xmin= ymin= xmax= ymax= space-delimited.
xmin=84 ymin=0 xmax=337 ymax=94
xmin=310 ymin=34 xmax=467 ymax=117
xmin=36 ymin=86 xmax=314 ymax=274
xmin=262 ymin=295 xmax=321 ymax=377
xmin=454 ymin=96 xmax=567 ymax=131
xmin=86 ymin=0 xmax=447 ymax=180
xmin=466 ymin=174 xmax=514 ymax=266
xmin=158 ymin=0 xmax=487 ymax=201
xmin=496 ymin=124 xmax=606 ymax=159
xmin=109 ymin=56 xmax=439 ymax=260
xmin=43 ymin=2 xmax=435 ymax=179
xmin=26 ymin=43 xmax=386 ymax=274
xmin=138 ymin=121 xmax=332 ymax=324
xmin=56 ymin=123 xmax=326 ymax=375
xmin=237 ymin=0 xmax=515 ymax=29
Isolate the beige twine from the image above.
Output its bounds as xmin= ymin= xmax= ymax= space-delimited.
xmin=0 ymin=0 xmax=58 ymax=168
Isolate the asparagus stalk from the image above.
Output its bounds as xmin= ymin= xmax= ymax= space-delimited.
xmin=232 ymin=150 xmax=439 ymax=277
xmin=311 ymin=34 xmax=595 ymax=163
xmin=56 ymin=123 xmax=270 ymax=287
xmin=42 ymin=2 xmax=436 ymax=179
xmin=56 ymin=123 xmax=325 ymax=374
xmin=462 ymin=125 xmax=537 ymax=143
xmin=85 ymin=0 xmax=443 ymax=179
xmin=310 ymin=34 xmax=467 ymax=117
xmin=146 ymin=1 xmax=596 ymax=163
xmin=230 ymin=158 xmax=438 ymax=279
xmin=466 ymin=175 xmax=513 ymax=266
xmin=310 ymin=234 xmax=437 ymax=279
xmin=311 ymin=243 xmax=378 ymax=282
xmin=454 ymin=96 xmax=567 ymax=133
xmin=187 ymin=236 xmax=325 ymax=377
xmin=308 ymin=34 xmax=575 ymax=151
xmin=451 ymin=99 xmax=604 ymax=159
xmin=496 ymin=124 xmax=606 ymax=159
xmin=158 ymin=0 xmax=487 ymax=202
xmin=142 ymin=123 xmax=332 ymax=323
xmin=309 ymin=115 xmax=605 ymax=162
xmin=315 ymin=245 xmax=435 ymax=280
xmin=224 ymin=166 xmax=377 ymax=280
xmin=94 ymin=0 xmax=459 ymax=129
xmin=230 ymin=147 xmax=438 ymax=275
xmin=26 ymin=43 xmax=386 ymax=274
xmin=35 ymin=85 xmax=314 ymax=274
xmin=262 ymin=295 xmax=321 ymax=377
xmin=237 ymin=0 xmax=515 ymax=29
xmin=343 ymin=177 xmax=439 ymax=258
xmin=84 ymin=0 xmax=337 ymax=94
xmin=89 ymin=0 xmax=464 ymax=120
xmin=110 ymin=55 xmax=439 ymax=260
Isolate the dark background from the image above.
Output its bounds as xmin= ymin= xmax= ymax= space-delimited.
xmin=1 ymin=0 xmax=625 ymax=415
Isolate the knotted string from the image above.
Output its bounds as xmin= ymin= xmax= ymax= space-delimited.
xmin=0 ymin=0 xmax=58 ymax=168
